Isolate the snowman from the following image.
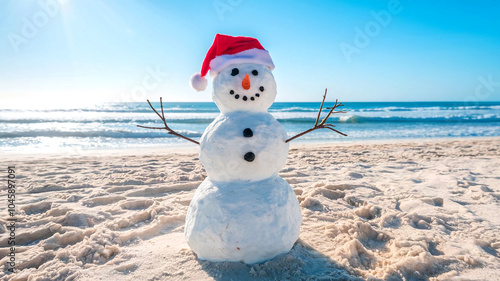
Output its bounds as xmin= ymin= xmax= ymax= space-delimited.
xmin=140 ymin=34 xmax=345 ymax=264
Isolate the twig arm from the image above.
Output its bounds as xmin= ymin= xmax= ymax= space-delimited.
xmin=285 ymin=124 xmax=347 ymax=143
xmin=137 ymin=98 xmax=200 ymax=145
xmin=314 ymin=89 xmax=327 ymax=126
xmin=286 ymin=127 xmax=317 ymax=143
xmin=285 ymin=88 xmax=347 ymax=143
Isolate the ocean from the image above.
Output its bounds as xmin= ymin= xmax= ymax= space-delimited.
xmin=1 ymin=101 xmax=499 ymax=153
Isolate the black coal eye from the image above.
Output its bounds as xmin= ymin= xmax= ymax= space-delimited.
xmin=231 ymin=68 xmax=239 ymax=76
xmin=259 ymin=86 xmax=264 ymax=92
xmin=252 ymin=70 xmax=258 ymax=76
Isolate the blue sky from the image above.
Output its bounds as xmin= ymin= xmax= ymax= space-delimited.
xmin=1 ymin=0 xmax=499 ymax=106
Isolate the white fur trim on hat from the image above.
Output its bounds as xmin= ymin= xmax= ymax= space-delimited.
xmin=208 ymin=48 xmax=275 ymax=78
xmin=190 ymin=72 xmax=208 ymax=92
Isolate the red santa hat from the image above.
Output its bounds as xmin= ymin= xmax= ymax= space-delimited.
xmin=190 ymin=34 xmax=275 ymax=91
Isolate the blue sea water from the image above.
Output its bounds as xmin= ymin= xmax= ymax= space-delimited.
xmin=1 ymin=101 xmax=499 ymax=153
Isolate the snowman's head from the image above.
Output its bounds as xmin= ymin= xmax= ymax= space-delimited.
xmin=212 ymin=63 xmax=277 ymax=114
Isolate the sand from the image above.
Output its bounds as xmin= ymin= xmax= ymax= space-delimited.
xmin=0 ymin=137 xmax=499 ymax=280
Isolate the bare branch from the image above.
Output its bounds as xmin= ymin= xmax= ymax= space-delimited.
xmin=285 ymin=127 xmax=317 ymax=143
xmin=146 ymin=99 xmax=163 ymax=120
xmin=319 ymin=99 xmax=343 ymax=126
xmin=314 ymin=89 xmax=328 ymax=127
xmin=325 ymin=127 xmax=347 ymax=136
xmin=159 ymin=97 xmax=169 ymax=130
xmin=136 ymin=125 xmax=168 ymax=130
xmin=286 ymin=88 xmax=347 ymax=143
xmin=137 ymin=98 xmax=200 ymax=145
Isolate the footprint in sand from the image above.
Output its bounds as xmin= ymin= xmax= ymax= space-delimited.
xmin=21 ymin=201 xmax=52 ymax=215
xmin=120 ymin=199 xmax=154 ymax=210
xmin=83 ymin=195 xmax=126 ymax=207
xmin=300 ymin=197 xmax=323 ymax=211
xmin=348 ymin=172 xmax=364 ymax=179
xmin=355 ymin=204 xmax=381 ymax=220
xmin=428 ymin=241 xmax=444 ymax=256
xmin=318 ymin=189 xmax=345 ymax=200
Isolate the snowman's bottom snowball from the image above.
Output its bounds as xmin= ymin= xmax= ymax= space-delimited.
xmin=185 ymin=176 xmax=302 ymax=264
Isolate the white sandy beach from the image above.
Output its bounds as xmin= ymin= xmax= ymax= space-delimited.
xmin=1 ymin=137 xmax=499 ymax=280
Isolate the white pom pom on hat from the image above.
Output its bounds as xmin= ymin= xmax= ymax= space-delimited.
xmin=190 ymin=72 xmax=208 ymax=92
xmin=189 ymin=34 xmax=274 ymax=92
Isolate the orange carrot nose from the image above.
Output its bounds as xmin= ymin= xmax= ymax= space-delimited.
xmin=242 ymin=73 xmax=251 ymax=90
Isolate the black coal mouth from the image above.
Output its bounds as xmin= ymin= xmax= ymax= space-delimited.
xmin=229 ymin=86 xmax=264 ymax=101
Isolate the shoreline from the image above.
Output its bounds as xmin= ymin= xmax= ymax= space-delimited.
xmin=2 ymin=135 xmax=499 ymax=160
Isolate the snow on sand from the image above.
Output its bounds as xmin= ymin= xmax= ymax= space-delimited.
xmin=1 ymin=138 xmax=499 ymax=280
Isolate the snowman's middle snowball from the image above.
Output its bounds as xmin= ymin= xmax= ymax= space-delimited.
xmin=200 ymin=111 xmax=289 ymax=182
